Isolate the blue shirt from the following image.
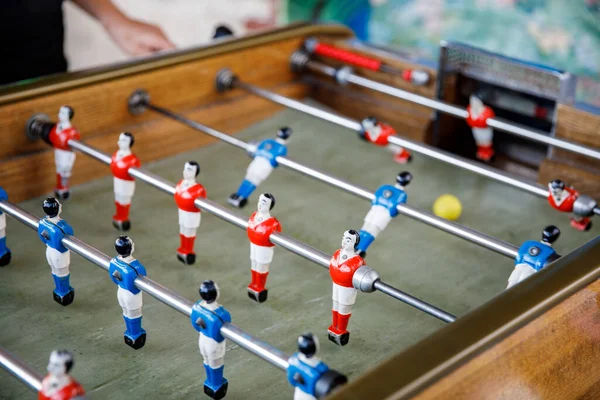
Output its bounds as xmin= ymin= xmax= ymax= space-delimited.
xmin=254 ymin=139 xmax=288 ymax=167
xmin=38 ymin=218 xmax=74 ymax=253
xmin=109 ymin=258 xmax=147 ymax=294
xmin=515 ymin=241 xmax=559 ymax=272
xmin=0 ymin=187 xmax=7 ymax=215
xmin=372 ymin=185 xmax=407 ymax=218
xmin=190 ymin=302 xmax=232 ymax=342
xmin=287 ymin=354 xmax=330 ymax=396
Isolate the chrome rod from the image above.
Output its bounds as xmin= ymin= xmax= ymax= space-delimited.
xmin=0 ymin=347 xmax=43 ymax=392
xmin=306 ymin=60 xmax=600 ymax=161
xmin=227 ymin=73 xmax=598 ymax=216
xmin=69 ymin=136 xmax=454 ymax=321
xmin=0 ymin=200 xmax=290 ymax=371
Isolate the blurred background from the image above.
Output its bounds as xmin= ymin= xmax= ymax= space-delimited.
xmin=32 ymin=0 xmax=600 ymax=107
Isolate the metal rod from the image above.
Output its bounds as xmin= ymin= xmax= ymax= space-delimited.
xmin=234 ymin=80 xmax=363 ymax=131
xmin=68 ymin=137 xmax=455 ymax=321
xmin=0 ymin=200 xmax=290 ymax=371
xmin=0 ymin=347 xmax=43 ymax=392
xmin=306 ymin=60 xmax=600 ymax=161
xmin=229 ymin=74 xmax=599 ymax=217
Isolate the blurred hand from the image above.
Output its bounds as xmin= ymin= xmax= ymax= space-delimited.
xmin=104 ymin=16 xmax=175 ymax=56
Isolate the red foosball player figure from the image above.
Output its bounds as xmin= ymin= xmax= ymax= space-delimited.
xmin=48 ymin=106 xmax=81 ymax=200
xmin=360 ymin=117 xmax=412 ymax=164
xmin=38 ymin=350 xmax=85 ymax=400
xmin=246 ymin=193 xmax=281 ymax=303
xmin=466 ymin=94 xmax=495 ymax=162
xmin=174 ymin=161 xmax=206 ymax=265
xmin=548 ymin=179 xmax=596 ymax=231
xmin=328 ymin=230 xmax=365 ymax=346
xmin=110 ymin=132 xmax=141 ymax=231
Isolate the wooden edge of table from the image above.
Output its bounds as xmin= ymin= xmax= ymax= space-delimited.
xmin=0 ymin=22 xmax=353 ymax=105
xmin=327 ymin=236 xmax=600 ymax=400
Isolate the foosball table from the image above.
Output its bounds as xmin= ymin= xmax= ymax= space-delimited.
xmin=0 ymin=23 xmax=599 ymax=400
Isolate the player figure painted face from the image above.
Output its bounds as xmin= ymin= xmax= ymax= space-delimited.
xmin=469 ymin=95 xmax=484 ymax=113
xmin=257 ymin=195 xmax=271 ymax=213
xmin=341 ymin=231 xmax=356 ymax=251
xmin=550 ymin=186 xmax=563 ymax=200
xmin=118 ymin=133 xmax=132 ymax=151
xmin=183 ymin=163 xmax=197 ymax=180
xmin=47 ymin=352 xmax=67 ymax=377
xmin=58 ymin=106 xmax=71 ymax=123
xmin=362 ymin=118 xmax=375 ymax=131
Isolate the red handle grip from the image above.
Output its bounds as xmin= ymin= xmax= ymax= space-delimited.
xmin=314 ymin=43 xmax=382 ymax=71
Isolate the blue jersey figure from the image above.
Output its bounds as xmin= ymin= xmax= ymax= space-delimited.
xmin=37 ymin=198 xmax=75 ymax=306
xmin=190 ymin=280 xmax=232 ymax=400
xmin=507 ymin=226 xmax=561 ymax=289
xmin=228 ymin=127 xmax=292 ymax=208
xmin=287 ymin=333 xmax=347 ymax=400
xmin=356 ymin=172 xmax=412 ymax=257
xmin=109 ymin=236 xmax=147 ymax=350
xmin=0 ymin=187 xmax=11 ymax=267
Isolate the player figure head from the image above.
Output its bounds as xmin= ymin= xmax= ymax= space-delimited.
xmin=257 ymin=193 xmax=275 ymax=213
xmin=118 ymin=132 xmax=135 ymax=151
xmin=276 ymin=127 xmax=292 ymax=144
xmin=469 ymin=94 xmax=485 ymax=114
xmin=43 ymin=197 xmax=62 ymax=218
xmin=549 ymin=179 xmax=565 ymax=200
xmin=361 ymin=116 xmax=378 ymax=131
xmin=199 ymin=280 xmax=220 ymax=304
xmin=115 ymin=235 xmax=134 ymax=257
xmin=341 ymin=229 xmax=360 ymax=251
xmin=297 ymin=332 xmax=319 ymax=359
xmin=47 ymin=349 xmax=74 ymax=378
xmin=58 ymin=105 xmax=74 ymax=123
xmin=541 ymin=225 xmax=560 ymax=246
xmin=183 ymin=161 xmax=200 ymax=180
xmin=396 ymin=171 xmax=412 ymax=188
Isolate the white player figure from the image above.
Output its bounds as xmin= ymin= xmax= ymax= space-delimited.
xmin=355 ymin=171 xmax=412 ymax=257
xmin=507 ymin=226 xmax=561 ymax=289
xmin=37 ymin=198 xmax=75 ymax=306
xmin=110 ymin=132 xmax=141 ymax=231
xmin=360 ymin=117 xmax=412 ymax=164
xmin=328 ymin=230 xmax=364 ymax=346
xmin=39 ymin=350 xmax=86 ymax=400
xmin=174 ymin=161 xmax=206 ymax=264
xmin=246 ymin=193 xmax=281 ymax=302
xmin=48 ymin=106 xmax=81 ymax=200
xmin=108 ymin=236 xmax=147 ymax=349
xmin=466 ymin=94 xmax=495 ymax=162
xmin=190 ymin=280 xmax=232 ymax=400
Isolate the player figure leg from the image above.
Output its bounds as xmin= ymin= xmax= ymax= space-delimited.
xmin=472 ymin=127 xmax=495 ymax=162
xmin=177 ymin=210 xmax=201 ymax=265
xmin=46 ymin=246 xmax=74 ymax=306
xmin=228 ymin=158 xmax=273 ymax=208
xmin=570 ymin=214 xmax=592 ymax=232
xmin=117 ymin=287 xmax=146 ymax=349
xmin=199 ymin=333 xmax=228 ymax=400
xmin=328 ymin=283 xmax=358 ymax=346
xmin=0 ymin=213 xmax=11 ymax=267
xmin=54 ymin=149 xmax=76 ymax=200
xmin=247 ymin=243 xmax=273 ymax=303
xmin=113 ymin=178 xmax=135 ymax=231
xmin=507 ymin=263 xmax=537 ymax=289
xmin=356 ymin=206 xmax=393 ymax=257
xmin=387 ymin=143 xmax=412 ymax=164
xmin=294 ymin=386 xmax=317 ymax=400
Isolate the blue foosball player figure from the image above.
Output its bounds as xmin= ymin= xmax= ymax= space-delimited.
xmin=228 ymin=127 xmax=292 ymax=208
xmin=0 ymin=187 xmax=11 ymax=267
xmin=109 ymin=236 xmax=147 ymax=349
xmin=287 ymin=333 xmax=347 ymax=399
xmin=356 ymin=171 xmax=412 ymax=257
xmin=507 ymin=225 xmax=561 ymax=289
xmin=190 ymin=280 xmax=232 ymax=400
xmin=37 ymin=198 xmax=75 ymax=306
